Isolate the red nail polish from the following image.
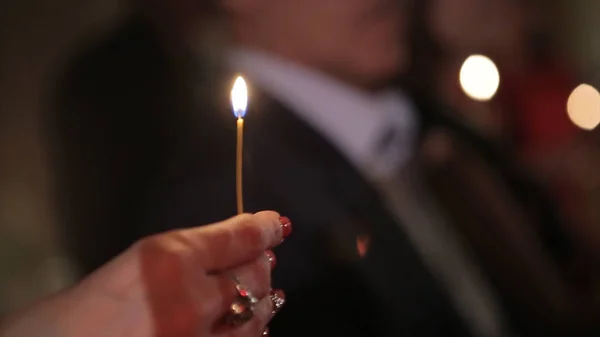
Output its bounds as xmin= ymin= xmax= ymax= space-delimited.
xmin=270 ymin=289 xmax=286 ymax=314
xmin=265 ymin=250 xmax=276 ymax=269
xmin=262 ymin=328 xmax=270 ymax=337
xmin=279 ymin=216 xmax=292 ymax=238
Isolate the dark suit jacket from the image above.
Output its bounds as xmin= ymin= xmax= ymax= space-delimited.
xmin=47 ymin=14 xmax=597 ymax=336
xmin=139 ymin=75 xmax=595 ymax=337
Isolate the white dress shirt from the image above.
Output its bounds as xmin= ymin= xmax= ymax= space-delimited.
xmin=229 ymin=48 xmax=417 ymax=180
xmin=229 ymin=47 xmax=510 ymax=337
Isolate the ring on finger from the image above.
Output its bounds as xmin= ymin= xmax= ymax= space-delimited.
xmin=225 ymin=275 xmax=259 ymax=326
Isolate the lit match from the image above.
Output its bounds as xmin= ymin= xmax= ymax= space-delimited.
xmin=231 ymin=76 xmax=248 ymax=215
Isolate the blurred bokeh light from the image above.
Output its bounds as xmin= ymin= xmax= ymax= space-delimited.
xmin=567 ymin=84 xmax=600 ymax=130
xmin=459 ymin=55 xmax=500 ymax=102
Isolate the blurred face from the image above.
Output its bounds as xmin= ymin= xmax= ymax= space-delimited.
xmin=234 ymin=0 xmax=407 ymax=88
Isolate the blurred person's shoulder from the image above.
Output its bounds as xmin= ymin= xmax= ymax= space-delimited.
xmin=56 ymin=15 xmax=168 ymax=99
xmin=49 ymin=14 xmax=189 ymax=136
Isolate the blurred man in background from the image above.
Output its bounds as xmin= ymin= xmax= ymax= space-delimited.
xmin=137 ymin=0 xmax=596 ymax=337
xmin=50 ymin=0 xmax=598 ymax=336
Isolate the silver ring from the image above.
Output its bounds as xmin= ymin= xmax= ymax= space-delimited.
xmin=270 ymin=290 xmax=285 ymax=314
xmin=225 ymin=276 xmax=259 ymax=326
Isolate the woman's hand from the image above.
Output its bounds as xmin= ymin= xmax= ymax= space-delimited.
xmin=0 ymin=211 xmax=292 ymax=337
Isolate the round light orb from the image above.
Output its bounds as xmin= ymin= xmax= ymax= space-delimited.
xmin=567 ymin=84 xmax=600 ymax=131
xmin=459 ymin=54 xmax=500 ymax=102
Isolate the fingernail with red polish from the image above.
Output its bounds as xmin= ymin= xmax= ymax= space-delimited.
xmin=270 ymin=289 xmax=286 ymax=314
xmin=262 ymin=328 xmax=270 ymax=337
xmin=279 ymin=216 xmax=292 ymax=238
xmin=265 ymin=250 xmax=276 ymax=269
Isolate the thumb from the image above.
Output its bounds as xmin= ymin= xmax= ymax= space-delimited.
xmin=181 ymin=211 xmax=285 ymax=272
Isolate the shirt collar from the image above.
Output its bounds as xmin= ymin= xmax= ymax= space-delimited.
xmin=229 ymin=47 xmax=417 ymax=179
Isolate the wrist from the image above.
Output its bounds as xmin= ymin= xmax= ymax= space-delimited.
xmin=0 ymin=293 xmax=69 ymax=337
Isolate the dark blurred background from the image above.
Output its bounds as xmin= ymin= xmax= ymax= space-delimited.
xmin=0 ymin=0 xmax=128 ymax=312
xmin=1 ymin=0 xmax=600 ymax=315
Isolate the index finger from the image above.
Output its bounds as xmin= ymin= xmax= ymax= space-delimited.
xmin=182 ymin=211 xmax=285 ymax=272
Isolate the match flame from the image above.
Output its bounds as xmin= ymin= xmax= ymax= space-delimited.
xmin=231 ymin=76 xmax=248 ymax=119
